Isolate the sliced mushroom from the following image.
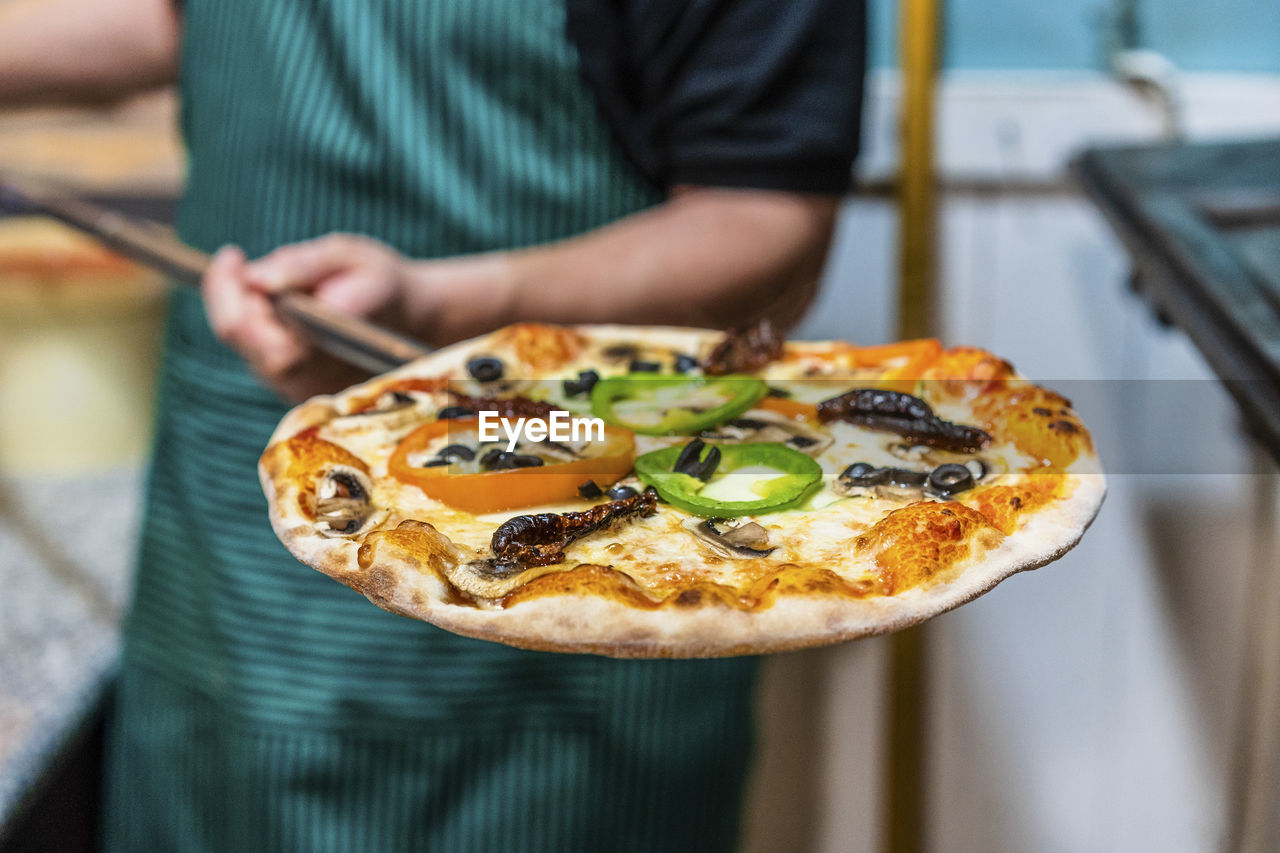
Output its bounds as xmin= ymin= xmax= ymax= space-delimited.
xmin=699 ymin=410 xmax=834 ymax=456
xmin=315 ymin=465 xmax=384 ymax=537
xmin=684 ymin=517 xmax=776 ymax=558
xmin=445 ymin=557 xmax=570 ymax=601
xmin=886 ymin=444 xmax=998 ymax=482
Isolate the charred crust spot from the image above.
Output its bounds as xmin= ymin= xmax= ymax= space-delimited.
xmin=1033 ymin=407 xmax=1053 ymax=417
xmin=676 ymin=589 xmax=703 ymax=607
xmin=1048 ymin=419 xmax=1080 ymax=434
xmin=492 ymin=323 xmax=586 ymax=370
xmin=853 ymin=502 xmax=1003 ymax=591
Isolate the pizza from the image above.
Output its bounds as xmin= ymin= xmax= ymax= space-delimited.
xmin=259 ymin=322 xmax=1105 ymax=657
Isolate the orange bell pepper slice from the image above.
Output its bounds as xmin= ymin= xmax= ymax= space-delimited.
xmin=850 ymin=339 xmax=942 ymax=392
xmin=389 ymin=418 xmax=636 ymax=513
xmin=850 ymin=339 xmax=941 ymax=370
xmin=757 ymin=397 xmax=820 ymax=422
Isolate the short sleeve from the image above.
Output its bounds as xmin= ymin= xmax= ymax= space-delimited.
xmin=567 ymin=0 xmax=866 ymax=194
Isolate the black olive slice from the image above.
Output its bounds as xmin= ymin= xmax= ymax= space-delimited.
xmin=467 ymin=356 xmax=504 ymax=382
xmin=562 ymin=370 xmax=600 ymax=397
xmin=578 ymin=480 xmax=604 ymax=499
xmin=606 ymin=484 xmax=638 ymax=500
xmin=839 ymin=462 xmax=881 ymax=488
xmin=436 ymin=444 xmax=476 ymax=462
xmin=603 ymin=343 xmax=639 ymax=361
xmin=787 ymin=435 xmax=818 ymax=448
xmin=438 ymin=405 xmax=476 ymax=420
xmin=726 ymin=418 xmax=769 ymax=430
xmin=885 ymin=468 xmax=928 ymax=488
xmin=766 ymin=386 xmax=792 ymax=398
xmin=481 ymin=449 xmax=545 ymax=470
xmin=424 ymin=459 xmax=452 ymax=468
xmin=673 ymin=438 xmax=721 ymax=482
xmin=673 ymin=353 xmax=699 ymax=373
xmin=629 ymin=360 xmax=661 ymax=373
xmin=838 ymin=463 xmax=928 ymax=491
xmin=926 ymin=463 xmax=975 ymax=496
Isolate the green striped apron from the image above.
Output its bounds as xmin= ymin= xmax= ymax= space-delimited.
xmin=102 ymin=1 xmax=759 ymax=850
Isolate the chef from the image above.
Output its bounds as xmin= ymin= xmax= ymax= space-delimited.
xmin=0 ymin=0 xmax=865 ymax=848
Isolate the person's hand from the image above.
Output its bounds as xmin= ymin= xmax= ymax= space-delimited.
xmin=203 ymin=234 xmax=415 ymax=401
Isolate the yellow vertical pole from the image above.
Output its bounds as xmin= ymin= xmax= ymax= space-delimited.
xmin=883 ymin=0 xmax=939 ymax=851
xmin=898 ymin=0 xmax=940 ymax=340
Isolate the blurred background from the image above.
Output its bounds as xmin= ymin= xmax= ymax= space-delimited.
xmin=1 ymin=0 xmax=1278 ymax=851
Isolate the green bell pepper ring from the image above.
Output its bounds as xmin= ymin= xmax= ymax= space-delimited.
xmin=635 ymin=441 xmax=822 ymax=517
xmin=590 ymin=374 xmax=768 ymax=436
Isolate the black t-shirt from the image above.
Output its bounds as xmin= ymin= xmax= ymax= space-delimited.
xmin=566 ymin=0 xmax=866 ymax=194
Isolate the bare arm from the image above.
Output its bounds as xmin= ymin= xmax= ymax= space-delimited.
xmin=207 ymin=187 xmax=838 ymax=400
xmin=0 ymin=0 xmax=180 ymax=106
xmin=407 ymin=188 xmax=836 ymax=343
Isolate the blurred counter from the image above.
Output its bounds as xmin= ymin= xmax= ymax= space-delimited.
xmin=0 ymin=92 xmax=179 ymax=844
xmin=0 ymin=470 xmax=139 ymax=844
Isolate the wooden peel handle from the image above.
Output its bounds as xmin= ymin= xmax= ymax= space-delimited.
xmin=0 ymin=179 xmax=431 ymax=374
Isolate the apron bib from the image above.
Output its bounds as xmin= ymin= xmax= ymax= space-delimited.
xmin=104 ymin=1 xmax=757 ymax=850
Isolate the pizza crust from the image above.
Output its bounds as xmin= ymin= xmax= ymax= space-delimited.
xmin=259 ymin=324 xmax=1107 ymax=658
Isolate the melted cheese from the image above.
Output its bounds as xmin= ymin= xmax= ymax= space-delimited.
xmin=288 ymin=328 xmax=1083 ymax=606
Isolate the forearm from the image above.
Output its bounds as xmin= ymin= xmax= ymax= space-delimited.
xmin=409 ymin=188 xmax=838 ymax=344
xmin=218 ymin=189 xmax=839 ymax=399
xmin=0 ymin=0 xmax=180 ymax=106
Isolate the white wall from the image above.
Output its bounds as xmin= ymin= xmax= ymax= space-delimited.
xmin=745 ymin=71 xmax=1280 ymax=853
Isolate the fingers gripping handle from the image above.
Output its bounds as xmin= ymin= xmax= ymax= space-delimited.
xmin=0 ymin=178 xmax=432 ymax=374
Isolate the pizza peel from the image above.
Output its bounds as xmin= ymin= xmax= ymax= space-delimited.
xmin=0 ymin=178 xmax=431 ymax=374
